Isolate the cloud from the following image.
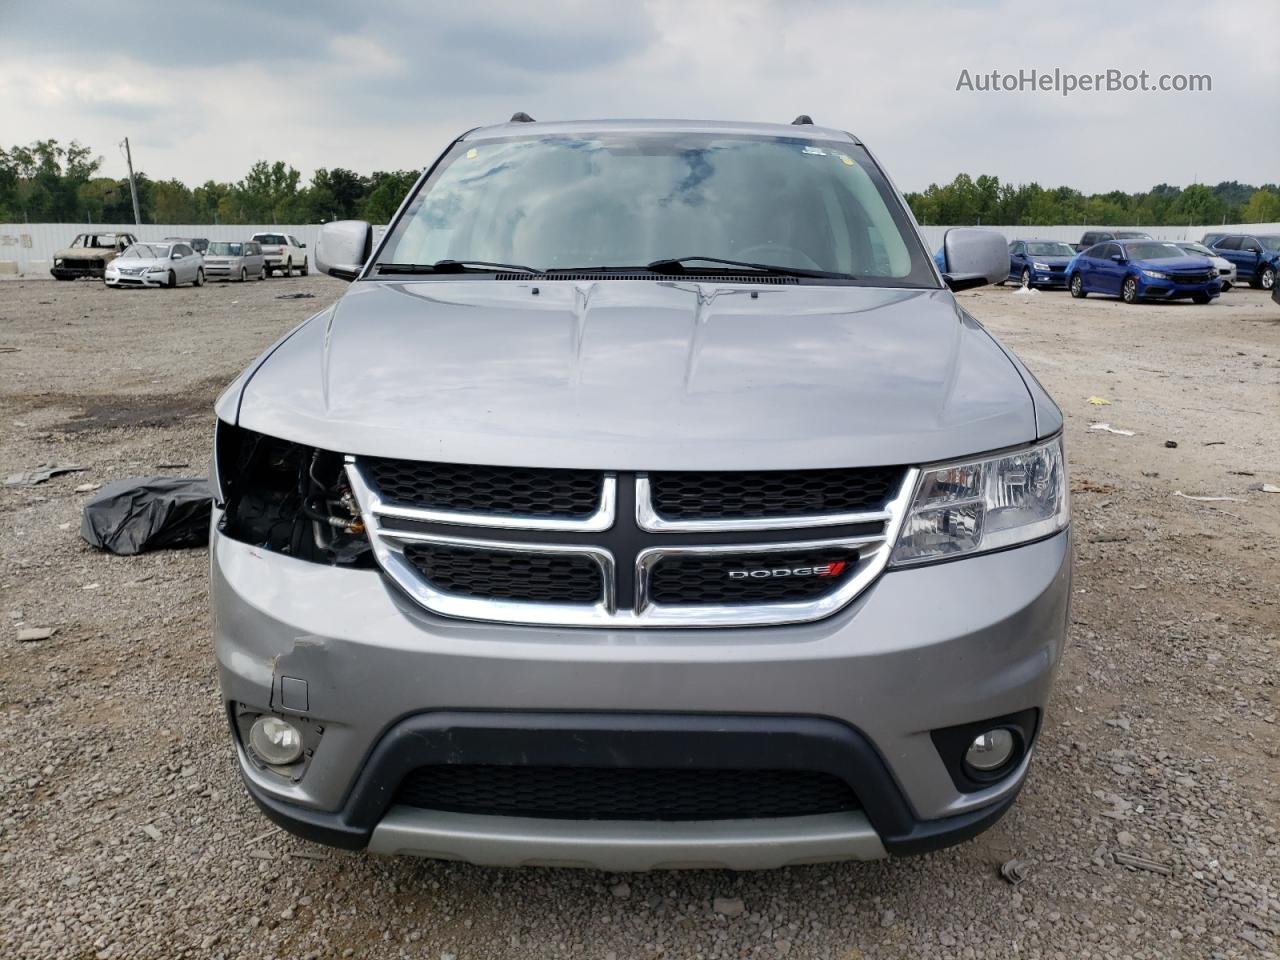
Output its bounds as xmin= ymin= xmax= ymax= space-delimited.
xmin=0 ymin=0 xmax=1272 ymax=193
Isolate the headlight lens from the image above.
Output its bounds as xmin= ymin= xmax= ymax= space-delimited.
xmin=1141 ymin=269 xmax=1167 ymax=280
xmin=1031 ymin=261 xmax=1049 ymax=270
xmin=891 ymin=436 xmax=1068 ymax=566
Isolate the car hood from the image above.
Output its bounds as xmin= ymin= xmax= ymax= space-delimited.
xmin=1132 ymin=256 xmax=1216 ymax=271
xmin=54 ymin=246 xmax=113 ymax=259
xmin=233 ymin=280 xmax=1039 ymax=470
xmin=110 ymin=257 xmax=169 ymax=270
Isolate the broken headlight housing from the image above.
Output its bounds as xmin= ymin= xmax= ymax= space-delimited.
xmin=213 ymin=421 xmax=373 ymax=566
xmin=890 ymin=435 xmax=1068 ymax=566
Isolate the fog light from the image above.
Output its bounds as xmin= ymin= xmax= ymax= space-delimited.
xmin=964 ymin=728 xmax=1015 ymax=773
xmin=248 ymin=716 xmax=304 ymax=766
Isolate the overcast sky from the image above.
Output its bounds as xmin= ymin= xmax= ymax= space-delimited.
xmin=1 ymin=0 xmax=1275 ymax=194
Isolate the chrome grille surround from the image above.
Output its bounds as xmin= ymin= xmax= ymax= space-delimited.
xmin=347 ymin=459 xmax=917 ymax=629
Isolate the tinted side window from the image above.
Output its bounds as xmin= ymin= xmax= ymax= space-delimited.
xmin=1241 ymin=237 xmax=1262 ymax=253
xmin=1215 ymin=236 xmax=1240 ymax=250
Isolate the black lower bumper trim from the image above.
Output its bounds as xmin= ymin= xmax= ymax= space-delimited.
xmin=236 ymin=711 xmax=1032 ymax=858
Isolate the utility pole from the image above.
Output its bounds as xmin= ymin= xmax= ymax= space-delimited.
xmin=121 ymin=137 xmax=142 ymax=227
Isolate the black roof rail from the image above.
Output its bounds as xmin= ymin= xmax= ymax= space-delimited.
xmin=509 ymin=112 xmax=535 ymax=123
xmin=791 ymin=115 xmax=813 ymax=125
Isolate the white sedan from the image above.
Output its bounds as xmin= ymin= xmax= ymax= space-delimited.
xmin=1174 ymin=241 xmax=1236 ymax=291
xmin=104 ymin=242 xmax=205 ymax=288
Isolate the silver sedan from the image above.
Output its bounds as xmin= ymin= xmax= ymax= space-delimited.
xmin=103 ymin=242 xmax=204 ymax=288
xmin=203 ymin=241 xmax=267 ymax=283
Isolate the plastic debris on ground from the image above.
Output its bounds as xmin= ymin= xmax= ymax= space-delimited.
xmin=1174 ymin=491 xmax=1243 ymax=503
xmin=1015 ymin=285 xmax=1040 ymax=296
xmin=4 ymin=463 xmax=89 ymax=486
xmin=80 ymin=477 xmax=212 ymax=556
xmin=1000 ymin=858 xmax=1031 ymax=885
xmin=1089 ymin=422 xmax=1135 ymax=437
xmin=16 ymin=627 xmax=57 ymax=643
xmin=1086 ymin=396 xmax=1112 ymax=406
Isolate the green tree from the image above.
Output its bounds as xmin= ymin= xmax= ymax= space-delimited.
xmin=1241 ymin=188 xmax=1280 ymax=223
xmin=361 ymin=170 xmax=418 ymax=223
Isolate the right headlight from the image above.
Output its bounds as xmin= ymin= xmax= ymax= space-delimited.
xmin=890 ymin=436 xmax=1069 ymax=566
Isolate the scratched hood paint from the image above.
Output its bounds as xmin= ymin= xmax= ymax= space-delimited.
xmin=234 ymin=280 xmax=1037 ymax=470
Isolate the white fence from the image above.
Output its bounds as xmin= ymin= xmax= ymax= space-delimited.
xmin=3 ymin=221 xmax=1279 ymax=276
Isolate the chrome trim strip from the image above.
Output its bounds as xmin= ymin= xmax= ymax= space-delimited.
xmin=368 ymin=808 xmax=887 ymax=869
xmin=347 ymin=459 xmax=920 ymax=629
xmin=353 ymin=460 xmax=616 ymax=533
xmin=635 ymin=474 xmax=893 ymax=532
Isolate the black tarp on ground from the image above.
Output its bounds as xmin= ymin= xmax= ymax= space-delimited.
xmin=80 ymin=477 xmax=212 ymax=555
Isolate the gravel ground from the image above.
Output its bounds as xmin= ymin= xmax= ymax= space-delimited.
xmin=1 ymin=276 xmax=1277 ymax=960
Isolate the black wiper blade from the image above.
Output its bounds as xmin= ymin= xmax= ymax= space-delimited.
xmin=376 ymin=259 xmax=544 ymax=275
xmin=645 ymin=256 xmax=854 ymax=280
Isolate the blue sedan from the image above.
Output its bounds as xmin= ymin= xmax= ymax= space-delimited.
xmin=1007 ymin=239 xmax=1077 ymax=288
xmin=1067 ymin=240 xmax=1221 ymax=304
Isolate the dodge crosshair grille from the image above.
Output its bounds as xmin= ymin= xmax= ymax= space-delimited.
xmin=346 ymin=459 xmax=916 ymax=628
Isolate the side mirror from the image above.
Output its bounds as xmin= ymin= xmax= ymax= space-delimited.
xmin=299 ymin=242 xmax=307 ymax=248
xmin=1110 ymin=254 xmax=1125 ymax=263
xmin=939 ymin=228 xmax=1008 ymax=292
xmin=316 ymin=220 xmax=373 ymax=282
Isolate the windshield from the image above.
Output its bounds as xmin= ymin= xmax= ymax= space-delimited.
xmin=207 ymin=242 xmax=243 ymax=256
xmin=377 ymin=132 xmax=935 ymax=285
xmin=1025 ymin=242 xmax=1075 ymax=257
xmin=1124 ymin=242 xmax=1185 ymax=260
xmin=121 ymin=244 xmax=170 ymax=259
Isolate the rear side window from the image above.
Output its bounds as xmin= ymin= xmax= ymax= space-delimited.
xmin=1215 ymin=236 xmax=1240 ymax=250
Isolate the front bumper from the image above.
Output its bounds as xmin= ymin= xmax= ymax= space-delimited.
xmin=51 ymin=264 xmax=104 ymax=279
xmin=105 ymin=273 xmax=167 ymax=287
xmin=1136 ymin=277 xmax=1221 ymax=300
xmin=213 ymin=526 xmax=1070 ymax=868
xmin=1028 ymin=269 xmax=1069 ymax=287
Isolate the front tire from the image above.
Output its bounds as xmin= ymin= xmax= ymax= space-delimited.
xmin=1069 ymin=273 xmax=1087 ymax=298
xmin=1192 ymin=293 xmax=1212 ymax=304
xmin=1021 ymin=267 xmax=1033 ymax=288
xmin=301 ymin=258 xmax=309 ymax=277
xmin=285 ymin=257 xmax=293 ymax=277
xmin=1121 ymin=276 xmax=1139 ymax=304
xmin=166 ymin=270 xmax=177 ymax=289
xmin=193 ymin=268 xmax=204 ymax=288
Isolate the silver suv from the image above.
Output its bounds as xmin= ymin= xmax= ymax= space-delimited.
xmin=211 ymin=117 xmax=1070 ymax=870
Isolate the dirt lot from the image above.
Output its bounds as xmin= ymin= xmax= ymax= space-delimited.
xmin=1 ymin=275 xmax=1277 ymax=960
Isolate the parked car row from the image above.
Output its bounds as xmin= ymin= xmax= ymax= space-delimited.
xmin=933 ymin=228 xmax=1278 ymax=305
xmin=51 ymin=231 xmax=309 ymax=286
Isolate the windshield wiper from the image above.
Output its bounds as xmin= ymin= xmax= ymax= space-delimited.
xmin=376 ymin=259 xmax=543 ymax=275
xmin=645 ymin=256 xmax=854 ymax=280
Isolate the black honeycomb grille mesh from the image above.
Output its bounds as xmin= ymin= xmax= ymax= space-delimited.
xmin=402 ymin=544 xmax=602 ymax=604
xmin=648 ymin=550 xmax=858 ymax=606
xmin=393 ymin=765 xmax=859 ymax=821
xmin=648 ymin=467 xmax=901 ymax=520
xmin=364 ymin=458 xmax=601 ymax=518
